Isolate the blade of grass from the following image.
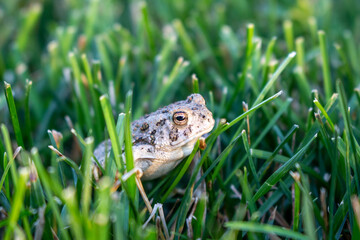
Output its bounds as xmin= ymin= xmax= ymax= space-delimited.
xmin=344 ymin=31 xmax=360 ymax=78
xmin=255 ymin=151 xmax=316 ymax=219
xmin=192 ymin=74 xmax=199 ymax=93
xmin=115 ymin=56 xmax=126 ymax=103
xmin=222 ymin=91 xmax=283 ymax=133
xmin=16 ymin=4 xmax=42 ymax=52
xmin=69 ymin=52 xmax=92 ymax=131
xmin=295 ymin=37 xmax=305 ymax=70
xmin=29 ymin=162 xmax=46 ymax=209
xmin=0 ymin=151 xmax=17 ymax=196
xmin=3 ymin=81 xmax=24 ymax=148
xmin=337 ymin=81 xmax=360 ymax=193
xmin=193 ymin=192 xmax=207 ymax=239
xmin=24 ymin=79 xmax=33 ymax=147
xmin=283 ymin=20 xmax=294 ymax=52
xmin=293 ymin=67 xmax=312 ymax=105
xmin=296 ymin=166 xmax=317 ymax=240
xmin=241 ymin=130 xmax=260 ymax=186
xmin=318 ymin=30 xmax=332 ymax=100
xmin=328 ymin=127 xmax=339 ymax=239
xmin=81 ymin=54 xmax=104 ymax=141
xmin=100 ymin=94 xmax=124 ymax=172
xmin=226 ymin=23 xmax=254 ymax=110
xmin=258 ymin=124 xmax=299 ymax=181
xmin=0 ymin=135 xmax=4 ymax=159
xmin=96 ymin=36 xmax=114 ymax=81
xmin=153 ymin=57 xmax=190 ymax=109
xmin=208 ymin=134 xmax=241 ymax=184
xmin=81 ymin=137 xmax=94 ymax=225
xmin=334 ymin=43 xmax=355 ymax=91
xmin=63 ymin=187 xmax=84 ymax=240
xmin=217 ymin=92 xmax=285 ymax=186
xmin=252 ymin=98 xmax=292 ymax=148
xmin=225 ymin=221 xmax=307 ymax=239
xmin=291 ymin=172 xmax=301 ymax=232
xmin=237 ymin=168 xmax=256 ymax=214
xmin=4 ymin=168 xmax=29 ymax=240
xmin=124 ymin=90 xmax=137 ymax=206
xmin=261 ymin=37 xmax=277 ymax=86
xmin=1 ymin=124 xmax=18 ymax=188
xmin=161 ymin=141 xmax=199 ymax=202
xmin=0 ymin=152 xmax=11 ymax=199
xmin=31 ymin=148 xmax=70 ymax=240
xmin=94 ymin=177 xmax=111 ymax=240
xmin=140 ymin=2 xmax=155 ymax=56
xmin=251 ymin=51 xmax=295 ymax=110
xmin=313 ymin=98 xmax=334 ymax=132
xmin=173 ymin=19 xmax=206 ymax=83
xmin=253 ymin=132 xmax=317 ymax=201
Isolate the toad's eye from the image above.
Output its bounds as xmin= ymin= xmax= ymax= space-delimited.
xmin=173 ymin=111 xmax=188 ymax=125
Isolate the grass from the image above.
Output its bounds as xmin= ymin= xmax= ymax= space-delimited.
xmin=1 ymin=0 xmax=360 ymax=239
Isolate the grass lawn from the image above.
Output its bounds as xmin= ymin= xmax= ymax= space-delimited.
xmin=1 ymin=0 xmax=360 ymax=239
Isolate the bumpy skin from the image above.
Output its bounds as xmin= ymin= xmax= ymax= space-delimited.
xmin=93 ymin=94 xmax=215 ymax=180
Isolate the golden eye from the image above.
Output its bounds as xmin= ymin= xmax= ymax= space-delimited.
xmin=173 ymin=111 xmax=188 ymax=125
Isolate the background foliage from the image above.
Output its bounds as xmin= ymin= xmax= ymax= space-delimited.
xmin=1 ymin=0 xmax=360 ymax=239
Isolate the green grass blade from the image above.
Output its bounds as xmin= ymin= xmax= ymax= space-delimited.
xmin=69 ymin=52 xmax=92 ymax=131
xmin=173 ymin=19 xmax=206 ymax=82
xmin=241 ymin=130 xmax=260 ymax=186
xmin=96 ymin=36 xmax=114 ymax=81
xmin=124 ymin=90 xmax=137 ymax=205
xmin=318 ymin=30 xmax=332 ymax=100
xmin=261 ymin=37 xmax=277 ymax=85
xmin=296 ymin=167 xmax=317 ymax=240
xmin=94 ymin=177 xmax=112 ymax=240
xmin=313 ymin=98 xmax=334 ymax=132
xmin=225 ymin=221 xmax=307 ymax=239
xmin=100 ymin=94 xmax=124 ymax=172
xmin=253 ymin=133 xmax=317 ymax=201
xmin=81 ymin=137 xmax=94 ymax=223
xmin=2 ymin=152 xmax=10 ymax=199
xmin=1 ymin=124 xmax=18 ymax=189
xmin=291 ymin=172 xmax=301 ymax=232
xmin=63 ymin=187 xmax=84 ymax=240
xmin=258 ymin=124 xmax=299 ymax=181
xmin=0 ymin=152 xmax=16 ymax=197
xmin=81 ymin=54 xmax=104 ymax=141
xmin=24 ymin=79 xmax=33 ymax=147
xmin=16 ymin=4 xmax=42 ymax=52
xmin=251 ymin=51 xmax=296 ymax=111
xmin=252 ymin=98 xmax=292 ymax=147
xmin=336 ymin=81 xmax=360 ymax=193
xmin=140 ymin=2 xmax=155 ymax=56
xmin=209 ymin=134 xmax=241 ymax=184
xmin=222 ymin=91 xmax=282 ymax=133
xmin=153 ymin=57 xmax=190 ymax=109
xmin=283 ymin=20 xmax=294 ymax=52
xmin=192 ymin=74 xmax=199 ymax=93
xmin=4 ymin=168 xmax=29 ymax=240
xmin=293 ymin=67 xmax=312 ymax=105
xmin=295 ymin=37 xmax=305 ymax=70
xmin=226 ymin=23 xmax=254 ymax=109
xmin=237 ymin=168 xmax=256 ymax=214
xmin=31 ymin=148 xmax=70 ymax=240
xmin=3 ymin=82 xmax=24 ymax=148
xmin=161 ymin=141 xmax=199 ymax=202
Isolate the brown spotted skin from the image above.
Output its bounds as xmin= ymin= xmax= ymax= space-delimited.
xmin=93 ymin=94 xmax=215 ymax=180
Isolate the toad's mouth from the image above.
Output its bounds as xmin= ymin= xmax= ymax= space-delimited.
xmin=169 ymin=128 xmax=213 ymax=148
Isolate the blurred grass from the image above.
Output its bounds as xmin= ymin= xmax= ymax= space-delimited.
xmin=1 ymin=0 xmax=360 ymax=239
